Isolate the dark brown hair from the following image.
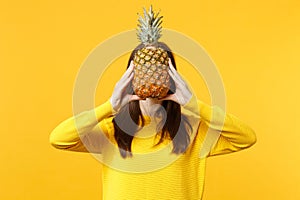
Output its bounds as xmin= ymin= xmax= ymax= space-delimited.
xmin=112 ymin=42 xmax=192 ymax=158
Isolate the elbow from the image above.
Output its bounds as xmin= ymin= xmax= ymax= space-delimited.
xmin=248 ymin=128 xmax=257 ymax=146
xmin=49 ymin=130 xmax=70 ymax=150
xmin=243 ymin=128 xmax=257 ymax=149
xmin=233 ymin=128 xmax=257 ymax=151
xmin=49 ymin=131 xmax=61 ymax=149
xmin=49 ymin=129 xmax=81 ymax=151
xmin=49 ymin=135 xmax=74 ymax=150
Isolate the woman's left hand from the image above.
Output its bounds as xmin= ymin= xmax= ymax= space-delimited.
xmin=160 ymin=59 xmax=193 ymax=106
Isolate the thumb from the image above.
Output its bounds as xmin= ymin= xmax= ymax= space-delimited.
xmin=129 ymin=95 xmax=143 ymax=101
xmin=158 ymin=94 xmax=177 ymax=102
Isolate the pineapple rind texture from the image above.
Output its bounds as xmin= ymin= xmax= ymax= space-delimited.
xmin=133 ymin=47 xmax=170 ymax=99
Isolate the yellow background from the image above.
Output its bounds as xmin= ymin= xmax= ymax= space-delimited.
xmin=1 ymin=0 xmax=299 ymax=199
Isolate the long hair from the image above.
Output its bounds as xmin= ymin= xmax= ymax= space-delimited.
xmin=112 ymin=42 xmax=192 ymax=158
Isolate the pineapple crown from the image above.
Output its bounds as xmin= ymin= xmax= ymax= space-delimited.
xmin=136 ymin=5 xmax=163 ymax=45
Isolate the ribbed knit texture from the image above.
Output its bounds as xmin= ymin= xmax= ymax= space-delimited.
xmin=49 ymin=96 xmax=256 ymax=200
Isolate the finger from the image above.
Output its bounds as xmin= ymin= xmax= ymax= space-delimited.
xmin=168 ymin=69 xmax=178 ymax=86
xmin=167 ymin=59 xmax=186 ymax=83
xmin=121 ymin=95 xmax=142 ymax=106
xmin=159 ymin=94 xmax=184 ymax=105
xmin=116 ymin=72 xmax=133 ymax=92
xmin=120 ymin=61 xmax=135 ymax=80
xmin=168 ymin=58 xmax=177 ymax=73
xmin=127 ymin=61 xmax=135 ymax=74
xmin=122 ymin=72 xmax=134 ymax=87
xmin=119 ymin=69 xmax=134 ymax=86
xmin=168 ymin=68 xmax=175 ymax=80
xmin=158 ymin=94 xmax=177 ymax=102
xmin=129 ymin=95 xmax=143 ymax=101
xmin=129 ymin=60 xmax=134 ymax=69
xmin=169 ymin=68 xmax=187 ymax=88
xmin=168 ymin=58 xmax=173 ymax=68
xmin=168 ymin=68 xmax=183 ymax=86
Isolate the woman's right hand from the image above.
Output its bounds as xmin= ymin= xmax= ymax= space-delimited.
xmin=110 ymin=61 xmax=141 ymax=112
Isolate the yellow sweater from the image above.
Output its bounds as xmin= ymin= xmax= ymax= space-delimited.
xmin=49 ymin=95 xmax=256 ymax=200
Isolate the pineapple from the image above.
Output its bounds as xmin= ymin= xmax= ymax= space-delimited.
xmin=132 ymin=6 xmax=170 ymax=99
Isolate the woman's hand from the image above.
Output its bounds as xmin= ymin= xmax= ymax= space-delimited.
xmin=160 ymin=59 xmax=193 ymax=106
xmin=110 ymin=61 xmax=141 ymax=112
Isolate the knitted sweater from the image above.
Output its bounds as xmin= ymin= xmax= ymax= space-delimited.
xmin=49 ymin=95 xmax=256 ymax=200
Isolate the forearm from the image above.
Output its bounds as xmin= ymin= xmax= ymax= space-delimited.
xmin=194 ymin=99 xmax=256 ymax=157
xmin=49 ymin=99 xmax=113 ymax=150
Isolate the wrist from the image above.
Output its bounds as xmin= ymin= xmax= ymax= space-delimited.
xmin=93 ymin=99 xmax=115 ymax=122
xmin=182 ymin=92 xmax=193 ymax=107
xmin=109 ymin=97 xmax=119 ymax=113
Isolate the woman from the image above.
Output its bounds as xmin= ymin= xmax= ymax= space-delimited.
xmin=49 ymin=42 xmax=257 ymax=200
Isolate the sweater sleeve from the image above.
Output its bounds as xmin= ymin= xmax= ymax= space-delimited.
xmin=197 ymin=100 xmax=257 ymax=157
xmin=49 ymin=99 xmax=114 ymax=153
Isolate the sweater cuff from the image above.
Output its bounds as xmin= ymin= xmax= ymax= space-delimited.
xmin=182 ymin=94 xmax=196 ymax=108
xmin=200 ymin=103 xmax=227 ymax=131
xmin=94 ymin=99 xmax=115 ymax=122
xmin=181 ymin=95 xmax=201 ymax=126
xmin=182 ymin=94 xmax=200 ymax=115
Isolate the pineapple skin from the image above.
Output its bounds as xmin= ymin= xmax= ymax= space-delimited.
xmin=132 ymin=46 xmax=170 ymax=99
